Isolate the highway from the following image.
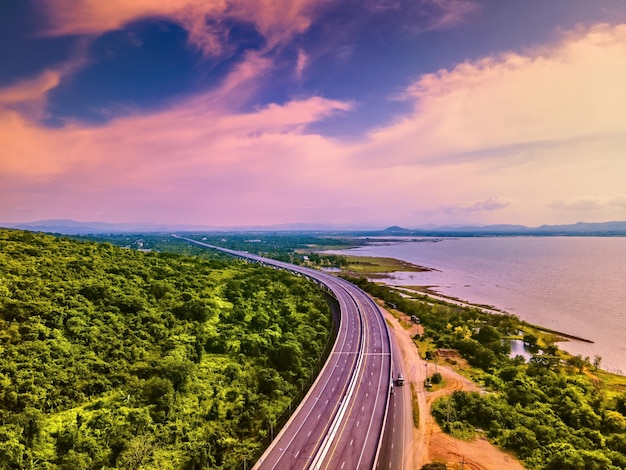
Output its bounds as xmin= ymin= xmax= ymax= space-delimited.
xmin=174 ymin=236 xmax=408 ymax=469
xmin=377 ymin=321 xmax=412 ymax=470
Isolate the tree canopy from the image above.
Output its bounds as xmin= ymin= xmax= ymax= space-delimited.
xmin=0 ymin=229 xmax=332 ymax=469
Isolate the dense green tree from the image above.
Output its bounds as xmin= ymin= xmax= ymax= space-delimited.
xmin=420 ymin=463 xmax=447 ymax=470
xmin=0 ymin=229 xmax=332 ymax=469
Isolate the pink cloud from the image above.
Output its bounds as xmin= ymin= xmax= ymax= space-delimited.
xmin=295 ymin=48 xmax=309 ymax=80
xmin=0 ymin=70 xmax=61 ymax=122
xmin=0 ymin=52 xmax=356 ymax=224
xmin=41 ymin=0 xmax=322 ymax=56
xmin=0 ymin=71 xmax=61 ymax=106
xmin=424 ymin=0 xmax=479 ymax=31
xmin=3 ymin=22 xmax=626 ymax=227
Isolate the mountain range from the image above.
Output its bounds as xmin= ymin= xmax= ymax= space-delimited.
xmin=381 ymin=221 xmax=626 ymax=236
xmin=0 ymin=219 xmax=376 ymax=235
xmin=3 ymin=219 xmax=626 ymax=236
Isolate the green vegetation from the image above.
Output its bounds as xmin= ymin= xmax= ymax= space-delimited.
xmin=420 ymin=463 xmax=447 ymax=470
xmin=0 ymin=229 xmax=332 ymax=469
xmin=300 ymin=252 xmax=348 ymax=269
xmin=75 ymin=232 xmax=433 ymax=274
xmin=339 ymin=255 xmax=427 ymax=275
xmin=410 ymin=383 xmax=420 ymax=428
xmin=76 ymin=232 xmax=434 ymax=277
xmin=76 ymin=232 xmax=356 ymax=268
xmin=346 ymin=275 xmax=626 ymax=470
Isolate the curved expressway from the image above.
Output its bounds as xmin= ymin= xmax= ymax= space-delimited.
xmin=174 ymin=237 xmax=402 ymax=469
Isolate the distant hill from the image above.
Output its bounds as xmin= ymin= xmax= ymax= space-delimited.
xmin=0 ymin=219 xmax=380 ymax=235
xmin=380 ymin=225 xmax=414 ymax=235
xmin=532 ymin=221 xmax=626 ymax=234
xmin=3 ymin=219 xmax=626 ymax=236
xmin=0 ymin=219 xmax=206 ymax=235
xmin=392 ymin=220 xmax=626 ymax=236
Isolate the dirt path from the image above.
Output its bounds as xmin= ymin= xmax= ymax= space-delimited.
xmin=380 ymin=303 xmax=524 ymax=470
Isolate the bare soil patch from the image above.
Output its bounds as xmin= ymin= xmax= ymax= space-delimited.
xmin=380 ymin=305 xmax=524 ymax=470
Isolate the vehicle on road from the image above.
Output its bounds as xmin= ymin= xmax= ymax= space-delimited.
xmin=396 ymin=373 xmax=404 ymax=386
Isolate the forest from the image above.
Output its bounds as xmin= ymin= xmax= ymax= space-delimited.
xmin=347 ymin=276 xmax=626 ymax=470
xmin=0 ymin=229 xmax=332 ymax=469
xmin=76 ymin=232 xmax=354 ymax=268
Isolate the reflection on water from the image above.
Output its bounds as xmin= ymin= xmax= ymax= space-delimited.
xmin=508 ymin=339 xmax=534 ymax=362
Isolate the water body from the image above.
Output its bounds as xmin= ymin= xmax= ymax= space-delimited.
xmin=329 ymin=237 xmax=626 ymax=375
xmin=508 ymin=339 xmax=534 ymax=362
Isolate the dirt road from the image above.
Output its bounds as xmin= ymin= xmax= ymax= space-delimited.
xmin=380 ymin=304 xmax=524 ymax=470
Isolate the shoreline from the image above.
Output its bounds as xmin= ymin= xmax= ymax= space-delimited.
xmin=321 ymin=241 xmax=626 ymax=374
xmin=318 ymin=249 xmax=599 ymax=346
xmin=386 ymin=284 xmax=595 ymax=344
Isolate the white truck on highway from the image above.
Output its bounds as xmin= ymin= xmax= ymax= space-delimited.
xmin=396 ymin=372 xmax=404 ymax=386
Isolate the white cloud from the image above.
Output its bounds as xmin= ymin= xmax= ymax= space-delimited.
xmin=339 ymin=23 xmax=626 ymax=224
xmin=551 ymin=195 xmax=626 ymax=212
xmin=441 ymin=196 xmax=514 ymax=214
xmin=360 ymin=23 xmax=626 ymax=168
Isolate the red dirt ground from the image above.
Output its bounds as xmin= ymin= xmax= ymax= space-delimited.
xmin=380 ymin=303 xmax=525 ymax=470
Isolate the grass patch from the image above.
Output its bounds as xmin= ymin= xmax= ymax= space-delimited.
xmin=425 ymin=378 xmax=446 ymax=393
xmin=410 ymin=383 xmax=420 ymax=428
xmin=341 ymin=255 xmax=429 ymax=274
xmin=414 ymin=338 xmax=434 ymax=359
xmin=444 ymin=420 xmax=476 ymax=441
xmin=589 ymin=368 xmax=626 ymax=391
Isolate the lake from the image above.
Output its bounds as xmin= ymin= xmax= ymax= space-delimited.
xmin=328 ymin=237 xmax=626 ymax=374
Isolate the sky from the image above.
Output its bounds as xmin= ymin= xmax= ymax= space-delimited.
xmin=2 ymin=0 xmax=626 ymax=228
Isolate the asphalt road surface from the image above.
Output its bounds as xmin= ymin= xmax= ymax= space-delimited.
xmin=174 ymin=237 xmax=409 ymax=469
